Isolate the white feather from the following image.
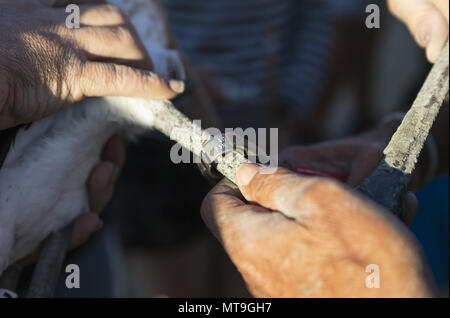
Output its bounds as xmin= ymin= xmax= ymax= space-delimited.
xmin=0 ymin=0 xmax=184 ymax=274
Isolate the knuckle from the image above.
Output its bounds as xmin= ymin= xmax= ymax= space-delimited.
xmin=142 ymin=71 xmax=165 ymax=89
xmin=105 ymin=63 xmax=120 ymax=82
xmin=111 ymin=64 xmax=133 ymax=90
xmin=53 ymin=23 xmax=71 ymax=38
xmin=75 ymin=25 xmax=95 ymax=42
xmin=299 ymin=177 xmax=355 ymax=219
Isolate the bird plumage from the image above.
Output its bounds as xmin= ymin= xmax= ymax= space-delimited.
xmin=0 ymin=0 xmax=184 ymax=275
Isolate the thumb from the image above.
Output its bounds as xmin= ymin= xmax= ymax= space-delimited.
xmin=77 ymin=62 xmax=184 ymax=101
xmin=236 ymin=163 xmax=346 ymax=221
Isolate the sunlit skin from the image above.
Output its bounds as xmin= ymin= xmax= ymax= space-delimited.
xmin=0 ymin=0 xmax=182 ymax=131
xmin=1 ymin=0 xmax=447 ymax=293
xmin=200 ymin=0 xmax=448 ymax=297
xmin=0 ymin=0 xmax=182 ymax=253
xmin=201 ymin=164 xmax=435 ymax=297
xmin=388 ymin=0 xmax=449 ymax=63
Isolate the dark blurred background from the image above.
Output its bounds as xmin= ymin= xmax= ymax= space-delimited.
xmin=52 ymin=0 xmax=448 ymax=297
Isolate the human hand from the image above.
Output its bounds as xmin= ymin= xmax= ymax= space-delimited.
xmin=280 ymin=120 xmax=422 ymax=225
xmin=0 ymin=0 xmax=184 ymax=130
xmin=388 ymin=0 xmax=449 ymax=62
xmin=201 ymin=164 xmax=435 ymax=297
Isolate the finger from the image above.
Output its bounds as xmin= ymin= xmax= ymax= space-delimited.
xmin=388 ymin=0 xmax=448 ymax=62
xmin=280 ymin=146 xmax=336 ymax=171
xmin=79 ymin=4 xmax=128 ymax=26
xmin=424 ymin=19 xmax=448 ymax=63
xmin=50 ymin=4 xmax=131 ymax=29
xmin=201 ymin=179 xmax=246 ymax=236
xmin=200 ymin=179 xmax=276 ymax=242
xmin=78 ymin=62 xmax=184 ymax=100
xmin=388 ymin=0 xmax=437 ymax=47
xmin=74 ymin=26 xmax=153 ymax=70
xmin=236 ymin=163 xmax=350 ymax=221
xmin=69 ymin=213 xmax=103 ymax=249
xmin=101 ymin=134 xmax=126 ymax=167
xmin=431 ymin=0 xmax=449 ymax=23
xmin=70 ymin=5 xmax=154 ymax=70
xmin=87 ymin=161 xmax=117 ymax=214
xmin=279 ymin=145 xmax=351 ymax=179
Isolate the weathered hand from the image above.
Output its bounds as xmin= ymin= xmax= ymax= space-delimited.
xmin=280 ymin=120 xmax=421 ymax=225
xmin=280 ymin=137 xmax=385 ymax=188
xmin=201 ymin=164 xmax=435 ymax=297
xmin=0 ymin=0 xmax=183 ymax=130
xmin=388 ymin=0 xmax=449 ymax=62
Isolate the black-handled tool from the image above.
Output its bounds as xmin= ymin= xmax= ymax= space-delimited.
xmin=358 ymin=40 xmax=449 ymax=215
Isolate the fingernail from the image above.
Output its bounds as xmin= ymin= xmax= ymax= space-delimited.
xmin=109 ymin=163 xmax=119 ymax=185
xmin=169 ymin=79 xmax=185 ymax=93
xmin=236 ymin=163 xmax=260 ymax=188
